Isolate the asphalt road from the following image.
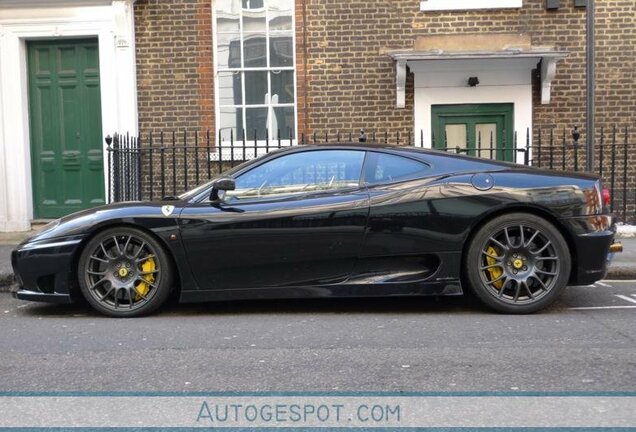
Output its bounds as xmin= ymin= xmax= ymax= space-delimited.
xmin=0 ymin=281 xmax=635 ymax=393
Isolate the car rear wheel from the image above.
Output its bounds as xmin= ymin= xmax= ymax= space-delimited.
xmin=465 ymin=213 xmax=571 ymax=314
xmin=77 ymin=227 xmax=173 ymax=317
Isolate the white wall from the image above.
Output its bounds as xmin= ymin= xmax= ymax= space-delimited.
xmin=0 ymin=0 xmax=138 ymax=232
xmin=411 ymin=58 xmax=537 ymax=164
xmin=420 ymin=0 xmax=522 ymax=11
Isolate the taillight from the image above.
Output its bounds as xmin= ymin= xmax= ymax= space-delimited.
xmin=602 ymin=188 xmax=611 ymax=207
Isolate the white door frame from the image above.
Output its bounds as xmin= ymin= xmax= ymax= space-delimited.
xmin=0 ymin=0 xmax=137 ymax=232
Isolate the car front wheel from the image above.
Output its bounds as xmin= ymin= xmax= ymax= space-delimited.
xmin=465 ymin=213 xmax=571 ymax=314
xmin=77 ymin=227 xmax=173 ymax=317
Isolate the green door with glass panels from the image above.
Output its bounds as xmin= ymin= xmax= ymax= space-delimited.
xmin=432 ymin=104 xmax=514 ymax=162
xmin=27 ymin=38 xmax=105 ymax=219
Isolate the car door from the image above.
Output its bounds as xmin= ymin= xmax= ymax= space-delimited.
xmin=179 ymin=149 xmax=370 ymax=290
xmin=360 ymin=151 xmax=447 ymax=257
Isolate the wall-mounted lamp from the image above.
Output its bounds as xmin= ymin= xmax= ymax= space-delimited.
xmin=468 ymin=77 xmax=480 ymax=87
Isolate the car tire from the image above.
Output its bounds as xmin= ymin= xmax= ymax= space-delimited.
xmin=465 ymin=213 xmax=571 ymax=314
xmin=77 ymin=227 xmax=173 ymax=317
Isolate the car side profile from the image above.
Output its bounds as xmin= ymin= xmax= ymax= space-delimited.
xmin=12 ymin=144 xmax=619 ymax=317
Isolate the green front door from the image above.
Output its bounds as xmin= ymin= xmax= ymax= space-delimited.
xmin=432 ymin=104 xmax=514 ymax=161
xmin=28 ymin=38 xmax=105 ymax=219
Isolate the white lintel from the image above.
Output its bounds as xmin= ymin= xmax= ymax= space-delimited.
xmin=389 ymin=49 xmax=567 ymax=108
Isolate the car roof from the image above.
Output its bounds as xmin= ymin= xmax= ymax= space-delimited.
xmin=274 ymin=142 xmax=494 ymax=163
xmin=276 ymin=142 xmax=436 ymax=155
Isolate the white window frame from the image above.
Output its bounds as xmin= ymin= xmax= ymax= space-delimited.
xmin=420 ymin=0 xmax=522 ymax=11
xmin=213 ymin=0 xmax=298 ymax=158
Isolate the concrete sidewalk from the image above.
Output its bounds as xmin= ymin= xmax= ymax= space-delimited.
xmin=1 ymin=229 xmax=635 ymax=292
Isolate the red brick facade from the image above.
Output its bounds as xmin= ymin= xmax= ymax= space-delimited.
xmin=135 ymin=0 xmax=215 ymax=133
xmin=134 ymin=0 xmax=636 ymax=140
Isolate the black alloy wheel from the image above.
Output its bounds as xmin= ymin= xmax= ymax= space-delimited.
xmin=465 ymin=213 xmax=571 ymax=314
xmin=78 ymin=227 xmax=173 ymax=317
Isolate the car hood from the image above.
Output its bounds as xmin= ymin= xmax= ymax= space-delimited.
xmin=22 ymin=200 xmax=188 ymax=245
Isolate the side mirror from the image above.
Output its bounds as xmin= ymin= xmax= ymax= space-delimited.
xmin=210 ymin=177 xmax=236 ymax=201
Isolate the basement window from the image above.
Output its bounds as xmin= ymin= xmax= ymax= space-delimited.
xmin=420 ymin=0 xmax=522 ymax=11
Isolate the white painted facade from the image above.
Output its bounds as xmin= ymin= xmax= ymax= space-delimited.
xmin=0 ymin=0 xmax=138 ymax=232
xmin=411 ymin=58 xmax=536 ymax=164
xmin=420 ymin=0 xmax=522 ymax=12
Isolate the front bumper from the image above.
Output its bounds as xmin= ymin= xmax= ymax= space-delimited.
xmin=561 ymin=214 xmax=616 ymax=285
xmin=12 ymin=290 xmax=73 ymax=304
xmin=11 ymin=236 xmax=84 ymax=303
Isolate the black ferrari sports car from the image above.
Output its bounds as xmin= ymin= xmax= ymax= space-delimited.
xmin=12 ymin=144 xmax=620 ymax=317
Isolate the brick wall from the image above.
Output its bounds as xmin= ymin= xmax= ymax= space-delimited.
xmin=133 ymin=0 xmax=636 ymax=140
xmin=300 ymin=0 xmax=636 ymax=139
xmin=134 ymin=0 xmax=214 ymax=134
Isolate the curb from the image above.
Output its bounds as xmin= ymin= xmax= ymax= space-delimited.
xmin=605 ymin=267 xmax=636 ymax=280
xmin=0 ymin=274 xmax=15 ymax=293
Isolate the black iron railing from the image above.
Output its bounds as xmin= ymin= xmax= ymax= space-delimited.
xmin=106 ymin=127 xmax=636 ymax=223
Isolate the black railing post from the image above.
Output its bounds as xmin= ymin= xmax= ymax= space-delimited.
xmin=537 ymin=129 xmax=542 ymax=168
xmin=194 ymin=130 xmax=200 ymax=186
xmin=183 ymin=130 xmax=188 ymax=191
xmin=124 ymin=133 xmax=130 ymax=201
xmin=136 ymin=134 xmax=142 ymax=201
xmin=477 ymin=130 xmax=482 ymax=159
xmin=217 ymin=129 xmax=223 ymax=177
xmin=525 ymin=128 xmax=530 ymax=166
xmin=573 ymin=127 xmax=580 ymax=172
xmin=610 ymin=126 xmax=616 ymax=211
xmin=206 ymin=129 xmax=211 ymax=180
xmin=549 ymin=128 xmax=554 ymax=170
xmin=599 ymin=126 xmax=604 ymax=178
xmin=623 ymin=126 xmax=628 ymax=221
xmin=149 ymin=132 xmax=154 ymax=201
xmin=113 ymin=133 xmax=121 ymax=202
xmin=160 ymin=131 xmax=165 ymax=199
xmin=171 ymin=131 xmax=177 ymax=197
xmin=562 ymin=129 xmax=566 ymax=171
xmin=105 ymin=135 xmax=113 ymax=203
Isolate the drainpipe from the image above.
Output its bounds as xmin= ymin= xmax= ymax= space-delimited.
xmin=586 ymin=0 xmax=595 ymax=172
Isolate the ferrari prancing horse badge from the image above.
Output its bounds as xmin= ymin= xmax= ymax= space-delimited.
xmin=161 ymin=205 xmax=175 ymax=217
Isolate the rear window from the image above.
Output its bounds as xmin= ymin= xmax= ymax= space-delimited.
xmin=366 ymin=152 xmax=430 ymax=185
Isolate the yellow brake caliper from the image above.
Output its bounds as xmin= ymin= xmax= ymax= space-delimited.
xmin=485 ymin=246 xmax=504 ymax=289
xmin=134 ymin=257 xmax=156 ymax=300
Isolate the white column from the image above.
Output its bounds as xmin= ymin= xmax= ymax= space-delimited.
xmin=0 ymin=32 xmax=31 ymax=232
xmin=112 ymin=0 xmax=138 ymax=135
xmin=0 ymin=27 xmax=7 ymax=232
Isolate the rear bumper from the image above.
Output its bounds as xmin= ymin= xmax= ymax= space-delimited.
xmin=561 ymin=214 xmax=616 ymax=285
xmin=11 ymin=236 xmax=84 ymax=303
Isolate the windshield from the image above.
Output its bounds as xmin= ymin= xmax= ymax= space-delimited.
xmin=177 ymin=158 xmax=256 ymax=201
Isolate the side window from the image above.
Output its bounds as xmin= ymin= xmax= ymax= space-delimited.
xmin=366 ymin=153 xmax=429 ymax=185
xmin=228 ymin=150 xmax=365 ymax=200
